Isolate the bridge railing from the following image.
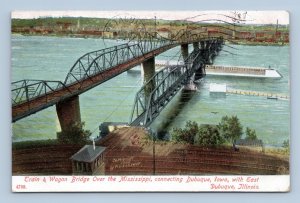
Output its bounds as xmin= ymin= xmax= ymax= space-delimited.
xmin=11 ymin=80 xmax=71 ymax=106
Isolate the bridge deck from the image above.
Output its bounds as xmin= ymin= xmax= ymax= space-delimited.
xmin=12 ymin=44 xmax=176 ymax=122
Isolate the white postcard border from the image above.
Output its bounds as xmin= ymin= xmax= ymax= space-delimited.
xmin=12 ymin=175 xmax=290 ymax=192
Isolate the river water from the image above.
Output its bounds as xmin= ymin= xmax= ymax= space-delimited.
xmin=12 ymin=35 xmax=290 ymax=146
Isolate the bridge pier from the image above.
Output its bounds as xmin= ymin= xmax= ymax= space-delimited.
xmin=193 ymin=42 xmax=199 ymax=50
xmin=56 ymin=95 xmax=81 ymax=133
xmin=208 ymin=53 xmax=213 ymax=64
xmin=181 ymin=44 xmax=189 ymax=62
xmin=200 ymin=41 xmax=205 ymax=50
xmin=203 ymin=41 xmax=213 ymax=64
xmin=142 ymin=57 xmax=155 ymax=100
xmin=208 ymin=41 xmax=219 ymax=64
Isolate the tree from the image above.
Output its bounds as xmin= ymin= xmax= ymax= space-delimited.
xmin=195 ymin=124 xmax=224 ymax=147
xmin=218 ymin=115 xmax=243 ymax=149
xmin=58 ymin=121 xmax=91 ymax=144
xmin=282 ymin=139 xmax=290 ymax=149
xmin=245 ymin=127 xmax=257 ymax=140
xmin=172 ymin=121 xmax=198 ymax=144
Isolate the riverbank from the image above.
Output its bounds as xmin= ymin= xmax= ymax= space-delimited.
xmin=225 ymin=40 xmax=288 ymax=46
xmin=12 ymin=127 xmax=289 ymax=175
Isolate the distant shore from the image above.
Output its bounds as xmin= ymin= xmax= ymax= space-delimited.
xmin=12 ymin=32 xmax=289 ymax=46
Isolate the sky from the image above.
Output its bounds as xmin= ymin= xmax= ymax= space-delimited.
xmin=11 ymin=11 xmax=289 ymax=25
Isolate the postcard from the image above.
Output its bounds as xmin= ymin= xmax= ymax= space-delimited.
xmin=11 ymin=10 xmax=290 ymax=192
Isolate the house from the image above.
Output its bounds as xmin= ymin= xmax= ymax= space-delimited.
xmin=70 ymin=144 xmax=106 ymax=175
xmin=103 ymin=31 xmax=118 ymax=38
xmin=157 ymin=27 xmax=171 ymax=38
xmin=238 ymin=31 xmax=253 ymax=40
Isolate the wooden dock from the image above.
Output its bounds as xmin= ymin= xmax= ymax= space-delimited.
xmin=226 ymin=89 xmax=289 ymax=100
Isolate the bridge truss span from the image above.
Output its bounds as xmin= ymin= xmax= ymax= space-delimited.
xmin=129 ymin=64 xmax=187 ymax=126
xmin=12 ymin=34 xmax=223 ymax=123
xmin=129 ymin=43 xmax=219 ymax=127
xmin=12 ymin=79 xmax=71 ymax=107
xmin=64 ymin=37 xmax=174 ymax=87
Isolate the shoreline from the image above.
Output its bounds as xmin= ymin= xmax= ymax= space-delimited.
xmin=12 ymin=32 xmax=290 ymax=47
xmin=12 ymin=136 xmax=289 ymax=157
xmin=12 ymin=127 xmax=289 ymax=175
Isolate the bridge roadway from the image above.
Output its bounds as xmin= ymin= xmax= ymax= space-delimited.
xmin=12 ymin=36 xmax=223 ymax=124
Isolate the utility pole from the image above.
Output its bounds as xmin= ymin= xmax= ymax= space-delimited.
xmin=153 ymin=132 xmax=156 ymax=175
xmin=275 ymin=19 xmax=279 ymax=43
xmin=154 ymin=16 xmax=157 ymax=38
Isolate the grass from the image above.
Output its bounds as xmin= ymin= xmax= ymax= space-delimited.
xmin=264 ymin=147 xmax=290 ymax=157
xmin=12 ymin=138 xmax=93 ymax=150
xmin=12 ymin=139 xmax=60 ymax=150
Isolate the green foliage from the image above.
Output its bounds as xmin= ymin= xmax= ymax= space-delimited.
xmin=173 ymin=115 xmax=260 ymax=149
xmin=172 ymin=121 xmax=198 ymax=144
xmin=12 ymin=17 xmax=108 ymax=28
xmin=172 ymin=121 xmax=224 ymax=147
xmin=245 ymin=127 xmax=257 ymax=140
xmin=57 ymin=122 xmax=91 ymax=144
xmin=218 ymin=115 xmax=243 ymax=146
xmin=195 ymin=124 xmax=225 ymax=147
xmin=282 ymin=139 xmax=290 ymax=149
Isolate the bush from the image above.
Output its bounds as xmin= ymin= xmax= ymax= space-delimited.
xmin=245 ymin=127 xmax=257 ymax=140
xmin=282 ymin=139 xmax=289 ymax=149
xmin=195 ymin=124 xmax=224 ymax=147
xmin=57 ymin=122 xmax=91 ymax=144
xmin=218 ymin=115 xmax=243 ymax=148
xmin=172 ymin=115 xmax=252 ymax=149
xmin=172 ymin=121 xmax=224 ymax=147
xmin=172 ymin=121 xmax=198 ymax=144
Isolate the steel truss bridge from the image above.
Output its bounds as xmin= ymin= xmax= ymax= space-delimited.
xmin=129 ymin=38 xmax=223 ymax=127
xmin=12 ymin=32 xmax=223 ymax=124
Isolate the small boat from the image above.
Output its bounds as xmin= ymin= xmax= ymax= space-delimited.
xmin=267 ymin=96 xmax=278 ymax=100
